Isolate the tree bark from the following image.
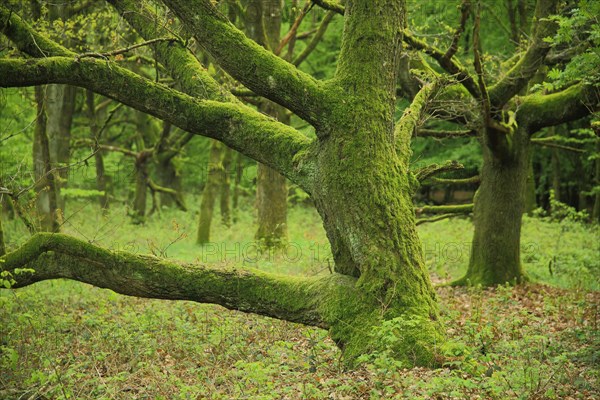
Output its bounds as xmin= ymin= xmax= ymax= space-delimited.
xmin=86 ymin=90 xmax=110 ymax=211
xmin=33 ymin=86 xmax=60 ymax=232
xmin=197 ymin=141 xmax=224 ymax=244
xmin=220 ymin=146 xmax=233 ymax=227
xmin=0 ymin=207 xmax=5 ymax=256
xmin=456 ymin=127 xmax=530 ymax=286
xmin=245 ymin=0 xmax=289 ymax=246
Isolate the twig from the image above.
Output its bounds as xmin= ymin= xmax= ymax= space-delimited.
xmin=75 ymin=37 xmax=180 ymax=61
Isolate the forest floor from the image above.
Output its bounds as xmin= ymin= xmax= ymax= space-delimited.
xmin=1 ymin=201 xmax=599 ymax=399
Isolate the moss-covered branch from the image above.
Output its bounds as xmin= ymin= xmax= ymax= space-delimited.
xmin=0 ymin=6 xmax=73 ymax=57
xmin=395 ymin=81 xmax=442 ymax=164
xmin=161 ymin=0 xmax=327 ymax=126
xmin=488 ymin=0 xmax=559 ymax=107
xmin=0 ymin=57 xmax=311 ymax=188
xmin=0 ymin=233 xmax=360 ymax=328
xmin=519 ymin=83 xmax=600 ymax=133
xmin=106 ymin=0 xmax=230 ymax=102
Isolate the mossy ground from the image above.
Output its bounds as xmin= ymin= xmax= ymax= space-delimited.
xmin=1 ymin=199 xmax=598 ymax=398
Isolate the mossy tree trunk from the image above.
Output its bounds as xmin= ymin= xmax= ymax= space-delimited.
xmin=3 ymin=0 xmax=597 ymax=366
xmin=455 ymin=127 xmax=530 ymax=286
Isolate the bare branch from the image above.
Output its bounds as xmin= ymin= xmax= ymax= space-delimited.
xmin=293 ymin=11 xmax=336 ymax=67
xmin=312 ymin=0 xmax=344 ymax=15
xmin=415 ymin=203 xmax=474 ymax=215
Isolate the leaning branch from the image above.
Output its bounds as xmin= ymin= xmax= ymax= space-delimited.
xmin=0 ymin=57 xmax=310 ymax=186
xmin=161 ymin=0 xmax=327 ymax=126
xmin=0 ymin=233 xmax=359 ymax=329
xmin=519 ymin=83 xmax=600 ymax=133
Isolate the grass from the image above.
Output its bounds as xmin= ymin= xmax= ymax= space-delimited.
xmin=1 ymin=199 xmax=599 ymax=399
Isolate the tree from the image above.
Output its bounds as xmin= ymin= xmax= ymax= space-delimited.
xmin=395 ymin=0 xmax=599 ymax=285
xmin=0 ymin=0 xmax=446 ymax=366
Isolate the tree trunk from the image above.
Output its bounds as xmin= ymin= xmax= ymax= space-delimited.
xmin=33 ymin=86 xmax=60 ymax=232
xmin=593 ymin=131 xmax=600 ymax=222
xmin=197 ymin=141 xmax=224 ymax=244
xmin=232 ymin=151 xmax=244 ymax=223
xmin=46 ymin=84 xmax=76 ymax=212
xmin=86 ymin=90 xmax=110 ymax=211
xmin=551 ymin=146 xmax=561 ymax=204
xmin=132 ymin=151 xmax=150 ymax=224
xmin=456 ymin=127 xmax=529 ymax=286
xmin=220 ymin=146 xmax=232 ymax=227
xmin=524 ymin=154 xmax=536 ymax=215
xmin=0 ymin=207 xmax=5 ymax=256
xmin=245 ymin=0 xmax=289 ymax=246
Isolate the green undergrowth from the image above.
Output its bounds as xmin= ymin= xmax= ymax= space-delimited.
xmin=1 ymin=200 xmax=599 ymax=398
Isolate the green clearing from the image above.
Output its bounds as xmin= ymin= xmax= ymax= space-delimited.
xmin=1 ymin=201 xmax=598 ymax=399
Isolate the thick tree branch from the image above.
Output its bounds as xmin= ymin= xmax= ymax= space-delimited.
xmin=161 ymin=0 xmax=327 ymax=126
xmin=0 ymin=6 xmax=72 ymax=57
xmin=488 ymin=0 xmax=559 ymax=108
xmin=519 ymin=83 xmax=600 ymax=133
xmin=0 ymin=57 xmax=311 ymax=187
xmin=0 ymin=233 xmax=359 ymax=329
xmin=106 ymin=0 xmax=230 ymax=102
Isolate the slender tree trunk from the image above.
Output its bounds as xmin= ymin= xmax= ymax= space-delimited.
xmin=132 ymin=151 xmax=150 ymax=224
xmin=524 ymin=155 xmax=536 ymax=215
xmin=551 ymin=147 xmax=561 ymax=204
xmin=593 ymin=133 xmax=600 ymax=222
xmin=456 ymin=127 xmax=529 ymax=286
xmin=33 ymin=86 xmax=60 ymax=232
xmin=220 ymin=146 xmax=232 ymax=227
xmin=245 ymin=0 xmax=289 ymax=246
xmin=86 ymin=90 xmax=110 ymax=211
xmin=46 ymin=84 xmax=76 ymax=212
xmin=0 ymin=206 xmax=5 ymax=256
xmin=197 ymin=141 xmax=224 ymax=244
xmin=232 ymin=151 xmax=244 ymax=223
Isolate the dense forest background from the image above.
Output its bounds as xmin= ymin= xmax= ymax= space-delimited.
xmin=1 ymin=0 xmax=599 ymax=398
